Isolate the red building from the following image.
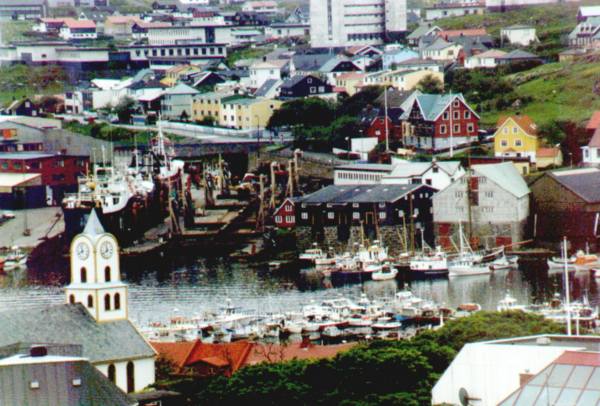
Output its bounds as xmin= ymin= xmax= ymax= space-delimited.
xmin=366 ymin=116 xmax=402 ymax=143
xmin=0 ymin=152 xmax=88 ymax=204
xmin=274 ymin=198 xmax=296 ymax=228
xmin=402 ymin=93 xmax=479 ymax=152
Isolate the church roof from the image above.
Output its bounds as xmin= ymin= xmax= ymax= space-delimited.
xmin=83 ymin=209 xmax=105 ymax=237
xmin=0 ymin=304 xmax=155 ymax=363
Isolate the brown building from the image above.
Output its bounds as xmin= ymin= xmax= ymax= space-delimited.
xmin=530 ymin=167 xmax=600 ymax=251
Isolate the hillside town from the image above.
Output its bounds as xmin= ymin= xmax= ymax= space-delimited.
xmin=3 ymin=0 xmax=600 ymax=405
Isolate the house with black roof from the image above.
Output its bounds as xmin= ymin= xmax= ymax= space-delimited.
xmin=295 ymin=184 xmax=436 ymax=255
xmin=279 ymin=74 xmax=333 ymax=99
xmin=530 ymin=167 xmax=600 ymax=251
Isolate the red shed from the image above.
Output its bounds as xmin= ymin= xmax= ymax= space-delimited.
xmin=274 ymin=197 xmax=296 ymax=228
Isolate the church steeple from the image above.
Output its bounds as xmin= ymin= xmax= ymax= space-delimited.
xmin=65 ymin=210 xmax=128 ymax=322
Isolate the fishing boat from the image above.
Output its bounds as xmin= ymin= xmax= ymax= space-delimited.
xmin=62 ymin=124 xmax=183 ymax=246
xmin=448 ymin=223 xmax=489 ymax=277
xmin=298 ymin=244 xmax=327 ymax=265
xmin=3 ymin=246 xmax=27 ymax=270
xmin=410 ymin=247 xmax=449 ymax=277
xmin=546 ymin=249 xmax=598 ymax=271
xmin=497 ymin=293 xmax=526 ymax=312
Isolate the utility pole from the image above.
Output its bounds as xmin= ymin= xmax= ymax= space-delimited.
xmin=384 ymin=86 xmax=390 ymax=152
xmin=449 ymin=96 xmax=454 ymax=158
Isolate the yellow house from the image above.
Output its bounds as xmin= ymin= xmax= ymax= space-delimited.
xmin=494 ymin=115 xmax=538 ymax=162
xmin=161 ymin=64 xmax=202 ymax=87
xmin=335 ymin=72 xmax=366 ymax=96
xmin=219 ymin=96 xmax=283 ymax=130
xmin=192 ymin=91 xmax=226 ymax=123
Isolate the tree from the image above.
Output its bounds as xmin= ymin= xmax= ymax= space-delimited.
xmin=417 ymin=74 xmax=444 ymax=94
xmin=267 ymin=98 xmax=335 ymax=129
xmin=114 ymin=97 xmax=136 ymax=124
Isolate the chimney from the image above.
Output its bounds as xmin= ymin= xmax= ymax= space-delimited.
xmin=520 ymin=372 xmax=534 ymax=386
xmin=30 ymin=346 xmax=48 ymax=357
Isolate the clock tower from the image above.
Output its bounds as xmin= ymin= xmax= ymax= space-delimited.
xmin=65 ymin=209 xmax=128 ymax=322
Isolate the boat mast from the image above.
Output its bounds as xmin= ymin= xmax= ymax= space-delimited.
xmin=563 ymin=236 xmax=572 ymax=336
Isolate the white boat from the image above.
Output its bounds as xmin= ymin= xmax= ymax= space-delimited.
xmin=497 ymin=292 xmax=526 ymax=312
xmin=3 ymin=246 xmax=27 ymax=270
xmin=371 ymin=265 xmax=398 ymax=281
xmin=489 ymin=255 xmax=518 ymax=271
xmin=410 ymin=246 xmax=448 ymax=276
xmin=299 ymin=245 xmax=327 ymax=264
xmin=448 ymin=260 xmax=491 ymax=277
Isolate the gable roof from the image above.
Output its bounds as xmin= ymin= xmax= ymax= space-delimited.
xmin=318 ymin=57 xmax=360 ymax=73
xmin=0 ymin=304 xmax=155 ymax=364
xmin=407 ymin=24 xmax=441 ymax=40
xmin=579 ymin=5 xmax=600 ymax=17
xmin=470 ymin=49 xmax=507 ymax=59
xmin=586 ymin=111 xmax=600 ymax=131
xmin=164 ymin=83 xmax=200 ymax=95
xmin=403 ymin=93 xmax=478 ymax=121
xmin=499 ymin=49 xmax=539 ymax=60
xmin=291 ymin=54 xmax=332 ymax=72
xmin=298 ymin=184 xmax=428 ymax=204
xmin=472 ymin=162 xmax=530 ymax=198
xmin=424 ymin=37 xmax=456 ymax=51
xmin=536 ymin=147 xmax=560 ymax=158
xmin=496 ymin=115 xmax=538 ymax=136
xmin=254 ymin=78 xmax=281 ymax=97
xmin=548 ymin=167 xmax=600 ymax=203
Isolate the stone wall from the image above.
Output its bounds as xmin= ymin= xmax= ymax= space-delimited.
xmin=434 ymin=220 xmax=528 ymax=250
xmin=295 ymin=225 xmax=410 ymax=256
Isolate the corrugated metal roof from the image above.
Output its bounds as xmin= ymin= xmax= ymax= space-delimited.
xmin=0 ymin=173 xmax=41 ymax=188
xmin=299 ymin=184 xmax=423 ymax=204
xmin=549 ymin=167 xmax=600 ymax=203
xmin=472 ymin=162 xmax=530 ymax=198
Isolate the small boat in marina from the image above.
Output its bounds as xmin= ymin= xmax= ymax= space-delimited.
xmin=3 ymin=246 xmax=27 ymax=271
xmin=299 ymin=244 xmax=328 ymax=265
xmin=371 ymin=264 xmax=398 ymax=281
xmin=489 ymin=255 xmax=518 ymax=271
xmin=410 ymin=247 xmax=449 ymax=277
xmin=497 ymin=292 xmax=526 ymax=312
xmin=448 ymin=223 xmax=489 ymax=277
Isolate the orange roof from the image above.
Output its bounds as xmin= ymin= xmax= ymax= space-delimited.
xmin=497 ymin=114 xmax=538 ymax=136
xmin=63 ymin=19 xmax=96 ymax=29
xmin=587 ymin=111 xmax=600 ymax=131
xmin=151 ymin=341 xmax=196 ymax=369
xmin=336 ymin=72 xmax=365 ymax=80
xmin=245 ymin=342 xmax=356 ymax=365
xmin=185 ymin=341 xmax=254 ymax=373
xmin=438 ymin=28 xmax=487 ymax=38
xmin=588 ymin=127 xmax=600 ymax=148
xmin=536 ymin=147 xmax=560 ymax=158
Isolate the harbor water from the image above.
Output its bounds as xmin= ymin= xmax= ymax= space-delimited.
xmin=0 ymin=251 xmax=599 ymax=328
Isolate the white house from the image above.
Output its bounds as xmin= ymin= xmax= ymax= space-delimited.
xmin=464 ymin=49 xmax=507 ymax=69
xmin=501 ymin=25 xmax=538 ymax=46
xmin=59 ymin=19 xmax=97 ymax=40
xmin=433 ymin=335 xmax=600 ymax=406
xmin=90 ymin=78 xmax=133 ymax=110
xmin=381 ymin=160 xmax=464 ymax=190
xmin=242 ymin=0 xmax=278 ymax=14
xmin=161 ymin=83 xmax=199 ymax=121
xmin=249 ymin=59 xmax=289 ymax=89
xmin=334 ymin=163 xmax=395 ymax=186
xmin=581 ymin=127 xmax=600 ymax=165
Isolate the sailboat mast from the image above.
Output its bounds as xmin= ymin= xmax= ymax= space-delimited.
xmin=384 ymin=86 xmax=389 ymax=152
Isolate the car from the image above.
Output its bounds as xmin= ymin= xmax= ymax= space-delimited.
xmin=2 ymin=211 xmax=15 ymax=219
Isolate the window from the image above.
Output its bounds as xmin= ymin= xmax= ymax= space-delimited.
xmin=327 ymin=212 xmax=334 ymax=219
xmin=453 ymin=100 xmax=460 ymax=108
xmin=80 ymin=267 xmax=87 ymax=283
xmin=501 ymin=140 xmax=508 ymax=147
xmin=69 ymin=294 xmax=75 ymax=304
xmin=467 ymin=123 xmax=475 ymax=133
xmin=301 ymin=212 xmax=308 ymax=220
xmin=353 ymin=212 xmax=360 ymax=220
xmin=275 ymin=215 xmax=282 ymax=223
xmin=455 ymin=191 xmax=463 ymax=198
xmin=87 ymin=295 xmax=93 ymax=308
xmin=503 ymin=127 xmax=508 ymax=134
xmin=105 ymin=266 xmax=111 ymax=282
xmin=453 ymin=111 xmax=460 ymax=120
xmin=107 ymin=363 xmax=116 ymax=382
xmin=126 ymin=362 xmax=135 ymax=393
xmin=379 ymin=212 xmax=386 ymax=219
xmin=353 ymin=203 xmax=359 ymax=208
xmin=513 ymin=127 xmax=518 ymax=133
xmin=440 ymin=125 xmax=447 ymax=134
xmin=515 ymin=139 xmax=523 ymax=147
xmin=443 ymin=111 xmax=449 ymax=120
xmin=464 ymin=110 xmax=471 ymax=119
xmin=485 ymin=191 xmax=494 ymax=198
xmin=114 ymin=293 xmax=121 ymax=310
xmin=454 ymin=124 xmax=460 ymax=133
xmin=104 ymin=294 xmax=111 ymax=311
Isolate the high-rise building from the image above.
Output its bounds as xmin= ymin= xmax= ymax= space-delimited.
xmin=310 ymin=0 xmax=407 ymax=48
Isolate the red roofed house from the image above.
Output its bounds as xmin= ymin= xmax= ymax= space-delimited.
xmin=274 ymin=197 xmax=296 ymax=229
xmin=59 ymin=19 xmax=97 ymax=40
xmin=152 ymin=339 xmax=355 ymax=378
xmin=586 ymin=111 xmax=600 ymax=136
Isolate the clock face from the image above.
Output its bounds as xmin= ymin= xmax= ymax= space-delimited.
xmin=76 ymin=243 xmax=89 ymax=260
xmin=100 ymin=241 xmax=114 ymax=259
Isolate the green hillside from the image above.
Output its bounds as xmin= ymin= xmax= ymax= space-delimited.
xmin=480 ymin=58 xmax=600 ymax=128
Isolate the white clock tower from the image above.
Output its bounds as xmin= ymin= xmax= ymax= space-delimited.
xmin=65 ymin=209 xmax=128 ymax=322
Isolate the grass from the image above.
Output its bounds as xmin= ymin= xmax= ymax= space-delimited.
xmin=226 ymin=45 xmax=275 ymax=67
xmin=0 ymin=65 xmax=69 ymax=106
xmin=0 ymin=21 xmax=34 ymax=43
xmin=480 ymin=59 xmax=600 ymax=128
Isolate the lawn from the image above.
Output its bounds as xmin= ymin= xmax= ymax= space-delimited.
xmin=0 ymin=65 xmax=69 ymax=106
xmin=480 ymin=59 xmax=600 ymax=127
xmin=1 ymin=20 xmax=34 ymax=44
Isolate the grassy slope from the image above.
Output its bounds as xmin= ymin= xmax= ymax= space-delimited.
xmin=481 ymin=59 xmax=600 ymax=127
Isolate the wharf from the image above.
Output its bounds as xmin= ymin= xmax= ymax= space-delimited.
xmin=0 ymin=208 xmax=64 ymax=249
